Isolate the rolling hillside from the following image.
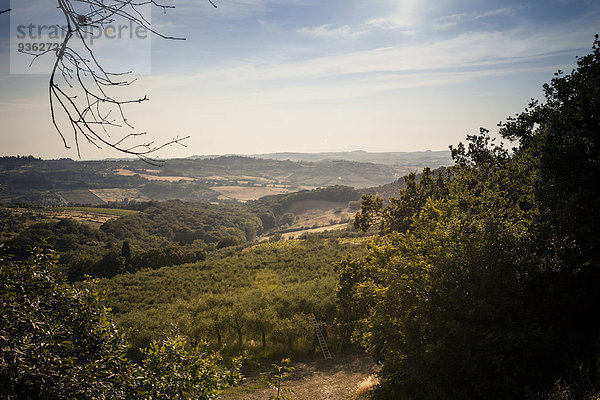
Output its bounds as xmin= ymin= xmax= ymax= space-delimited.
xmin=0 ymin=152 xmax=448 ymax=206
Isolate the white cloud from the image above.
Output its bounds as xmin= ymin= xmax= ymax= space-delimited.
xmin=433 ymin=6 xmax=521 ymax=30
xmin=207 ymin=65 xmax=563 ymax=104
xmin=474 ymin=6 xmax=520 ymax=19
xmin=298 ymin=17 xmax=416 ymax=40
xmin=168 ymin=0 xmax=304 ymax=22
xmin=132 ymin=21 xmax=593 ymax=115
xmin=433 ymin=13 xmax=466 ymax=31
xmin=297 ymin=0 xmax=421 ymax=40
xmin=184 ymin=26 xmax=588 ymax=86
xmin=298 ymin=24 xmax=366 ymax=40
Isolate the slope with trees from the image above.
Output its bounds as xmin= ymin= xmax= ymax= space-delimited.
xmin=3 ymin=200 xmax=264 ymax=280
xmin=96 ymin=234 xmax=368 ymax=358
xmin=336 ymin=37 xmax=600 ymax=399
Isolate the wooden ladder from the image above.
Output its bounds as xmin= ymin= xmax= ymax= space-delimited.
xmin=312 ymin=315 xmax=333 ymax=360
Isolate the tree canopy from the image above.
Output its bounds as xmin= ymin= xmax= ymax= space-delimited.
xmin=337 ymin=36 xmax=600 ymax=399
xmin=0 ymin=244 xmax=240 ymax=399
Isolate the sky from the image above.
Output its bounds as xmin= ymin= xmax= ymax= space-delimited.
xmin=0 ymin=0 xmax=599 ymax=160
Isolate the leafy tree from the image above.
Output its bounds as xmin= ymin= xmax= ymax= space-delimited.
xmin=248 ymin=307 xmax=278 ymax=349
xmin=263 ymin=358 xmax=295 ymax=400
xmin=121 ymin=240 xmax=132 ymax=266
xmin=1 ymin=243 xmax=241 ymax=399
xmin=280 ymin=213 xmax=295 ymax=226
xmin=216 ymin=235 xmax=241 ymax=249
xmin=139 ymin=327 xmax=241 ymax=400
xmin=228 ymin=308 xmax=246 ymax=347
xmin=93 ymin=249 xmax=127 ymax=278
xmin=207 ymin=308 xmax=229 ymax=347
xmin=259 ymin=211 xmax=277 ymax=230
xmin=337 ymin=37 xmax=600 ymax=399
xmin=132 ymin=244 xmax=206 ymax=270
xmin=0 ymin=246 xmax=140 ymax=399
xmin=273 ymin=314 xmax=312 ymax=351
xmin=354 ymin=167 xmax=450 ymax=234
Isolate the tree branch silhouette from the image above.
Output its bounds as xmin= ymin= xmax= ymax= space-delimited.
xmin=28 ymin=0 xmax=215 ymax=165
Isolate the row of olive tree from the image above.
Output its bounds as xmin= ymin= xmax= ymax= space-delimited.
xmin=95 ymin=236 xmax=360 ymax=359
xmin=175 ymin=296 xmax=327 ymax=353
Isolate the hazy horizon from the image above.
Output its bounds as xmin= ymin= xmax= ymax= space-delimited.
xmin=2 ymin=148 xmax=452 ymax=161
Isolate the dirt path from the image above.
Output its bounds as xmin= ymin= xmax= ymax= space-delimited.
xmin=223 ymin=353 xmax=378 ymax=400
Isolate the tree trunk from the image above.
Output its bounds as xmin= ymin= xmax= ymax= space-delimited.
xmin=236 ymin=328 xmax=242 ymax=347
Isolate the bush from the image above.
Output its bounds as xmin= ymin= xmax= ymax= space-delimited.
xmin=0 ymin=245 xmax=240 ymax=400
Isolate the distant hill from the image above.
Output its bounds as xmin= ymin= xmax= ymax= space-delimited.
xmin=0 ymin=156 xmax=397 ymax=206
xmin=0 ymin=153 xmax=452 ymax=206
xmin=188 ymin=150 xmax=453 ymax=175
xmin=249 ymin=150 xmax=452 ymax=168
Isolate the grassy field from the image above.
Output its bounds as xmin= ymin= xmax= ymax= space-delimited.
xmin=115 ymin=168 xmax=196 ymax=182
xmin=4 ymin=206 xmax=139 ymax=228
xmin=58 ymin=189 xmax=105 ymax=206
xmin=90 ymin=188 xmax=151 ymax=203
xmin=281 ymin=223 xmax=351 ymax=239
xmin=213 ymin=185 xmax=293 ymax=201
xmin=58 ymin=206 xmax=140 ymax=216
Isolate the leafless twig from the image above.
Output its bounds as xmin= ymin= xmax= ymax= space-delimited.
xmin=34 ymin=0 xmax=216 ymax=165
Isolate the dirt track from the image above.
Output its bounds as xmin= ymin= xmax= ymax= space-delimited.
xmin=223 ymin=353 xmax=377 ymax=400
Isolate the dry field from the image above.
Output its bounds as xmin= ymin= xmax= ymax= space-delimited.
xmin=281 ymin=223 xmax=350 ymax=239
xmin=285 ymin=200 xmax=355 ymax=230
xmin=114 ymin=169 xmax=195 ymax=182
xmin=202 ymin=175 xmax=278 ymax=184
xmin=6 ymin=207 xmax=134 ymax=227
xmin=90 ymin=188 xmax=151 ymax=203
xmin=223 ymin=353 xmax=378 ymax=400
xmin=214 ymin=186 xmax=293 ymax=202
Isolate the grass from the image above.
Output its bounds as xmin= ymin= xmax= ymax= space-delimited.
xmin=338 ymin=236 xmax=372 ymax=244
xmin=58 ymin=207 xmax=140 ymax=216
xmin=355 ymin=374 xmax=378 ymax=398
xmin=59 ymin=189 xmax=105 ymax=206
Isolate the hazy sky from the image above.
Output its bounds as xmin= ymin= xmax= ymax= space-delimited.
xmin=0 ymin=0 xmax=599 ymax=159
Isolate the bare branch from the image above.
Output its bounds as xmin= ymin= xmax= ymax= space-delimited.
xmin=20 ymin=0 xmax=216 ymax=164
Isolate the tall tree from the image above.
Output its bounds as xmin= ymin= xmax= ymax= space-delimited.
xmin=337 ymin=36 xmax=600 ymax=399
xmin=121 ymin=240 xmax=132 ymax=266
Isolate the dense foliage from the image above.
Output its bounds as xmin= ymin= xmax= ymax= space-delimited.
xmin=139 ymin=328 xmax=241 ymax=400
xmin=2 ymin=201 xmax=264 ymax=280
xmin=92 ymin=235 xmax=366 ymax=358
xmin=100 ymin=200 xmax=263 ymax=245
xmin=0 ymin=245 xmax=240 ymax=399
xmin=2 ymin=185 xmax=363 ymax=281
xmin=337 ymin=37 xmax=600 ymax=399
xmin=0 ymin=246 xmax=139 ymax=399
